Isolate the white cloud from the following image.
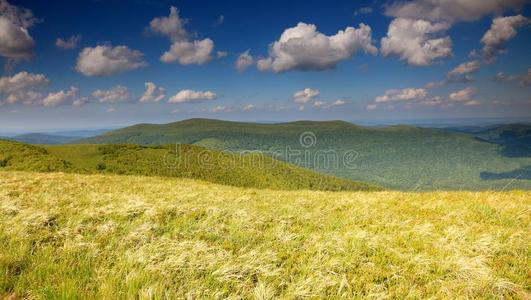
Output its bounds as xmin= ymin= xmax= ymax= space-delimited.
xmin=160 ymin=39 xmax=213 ymax=65
xmin=384 ymin=0 xmax=528 ymax=23
xmin=72 ymin=97 xmax=88 ymax=107
xmin=329 ymin=99 xmax=346 ymax=107
xmin=168 ymin=89 xmax=216 ymax=104
xmin=76 ymin=45 xmax=146 ymax=76
xmin=381 ymin=18 xmax=452 ymax=66
xmin=447 ymin=60 xmax=480 ymax=81
xmin=293 ymin=88 xmax=320 ymax=104
xmin=314 ymin=99 xmax=347 ymax=109
xmin=0 ymin=71 xmax=85 ymax=107
xmin=235 ymin=50 xmax=253 ymax=71
xmin=449 ymin=86 xmax=480 ymax=105
xmin=257 ymin=22 xmax=377 ymax=72
xmin=481 ymin=15 xmax=530 ymax=62
xmin=366 ymin=103 xmax=377 ymax=111
xmin=92 ymin=85 xmax=130 ymax=103
xmin=313 ymin=101 xmax=325 ymax=107
xmin=42 ymin=86 xmax=79 ymax=107
xmin=243 ymin=104 xmax=255 ymax=111
xmin=0 ymin=17 xmax=34 ymax=61
xmin=55 ymin=34 xmax=81 ymax=50
xmin=0 ymin=71 xmax=48 ymax=105
xmin=374 ymin=88 xmax=427 ymax=103
xmin=353 ymin=6 xmax=373 ymax=16
xmin=148 ymin=6 xmax=187 ymax=42
xmin=149 ymin=6 xmax=215 ymax=65
xmin=210 ymin=105 xmax=232 ymax=113
xmin=140 ymin=82 xmax=165 ymax=102
xmin=495 ymin=68 xmax=531 ymax=87
xmin=0 ymin=0 xmax=37 ymax=62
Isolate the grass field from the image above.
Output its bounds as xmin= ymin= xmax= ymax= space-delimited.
xmin=1 ymin=171 xmax=529 ymax=299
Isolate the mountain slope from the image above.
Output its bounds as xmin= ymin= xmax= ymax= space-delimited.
xmin=0 ymin=140 xmax=379 ymax=191
xmin=1 ymin=171 xmax=529 ymax=298
xmin=75 ymin=119 xmax=531 ymax=190
xmin=5 ymin=133 xmax=82 ymax=145
xmin=0 ymin=139 xmax=75 ymax=172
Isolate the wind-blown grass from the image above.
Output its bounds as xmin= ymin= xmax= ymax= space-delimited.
xmin=1 ymin=171 xmax=529 ymax=299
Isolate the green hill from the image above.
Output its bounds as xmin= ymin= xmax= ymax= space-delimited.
xmin=0 ymin=140 xmax=75 ymax=172
xmin=3 ymin=133 xmax=82 ymax=145
xmin=0 ymin=139 xmax=379 ymax=191
xmin=75 ymin=119 xmax=531 ymax=191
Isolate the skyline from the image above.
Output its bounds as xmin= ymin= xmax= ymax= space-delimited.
xmin=1 ymin=0 xmax=531 ymax=131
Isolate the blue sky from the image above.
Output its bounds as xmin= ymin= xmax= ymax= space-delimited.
xmin=0 ymin=0 xmax=530 ymax=131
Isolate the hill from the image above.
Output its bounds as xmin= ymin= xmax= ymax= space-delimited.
xmin=4 ymin=133 xmax=82 ymax=145
xmin=75 ymin=119 xmax=531 ymax=191
xmin=0 ymin=139 xmax=75 ymax=172
xmin=0 ymin=171 xmax=529 ymax=298
xmin=0 ymin=140 xmax=379 ymax=191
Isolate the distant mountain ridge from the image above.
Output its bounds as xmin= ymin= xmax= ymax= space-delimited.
xmin=74 ymin=119 xmax=531 ymax=191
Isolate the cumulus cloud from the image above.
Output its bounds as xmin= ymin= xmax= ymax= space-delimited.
xmin=148 ymin=6 xmax=188 ymax=42
xmin=369 ymin=86 xmax=481 ymax=110
xmin=374 ymin=88 xmax=427 ymax=103
xmin=235 ymin=50 xmax=253 ymax=71
xmin=382 ymin=1 xmax=527 ymax=67
xmin=0 ymin=0 xmax=37 ymax=62
xmin=385 ymin=0 xmax=528 ymax=23
xmin=0 ymin=71 xmax=85 ymax=107
xmin=481 ymin=15 xmax=530 ymax=62
xmin=0 ymin=71 xmax=48 ymax=105
xmin=149 ymin=6 xmax=215 ymax=65
xmin=257 ymin=22 xmax=377 ymax=72
xmin=447 ymin=60 xmax=480 ymax=81
xmin=140 ymin=82 xmax=165 ymax=102
xmin=92 ymin=85 xmax=130 ymax=103
xmin=160 ymin=39 xmax=213 ymax=65
xmin=449 ymin=86 xmax=480 ymax=105
xmin=495 ymin=68 xmax=531 ymax=87
xmin=167 ymin=89 xmax=216 ymax=104
xmin=42 ymin=86 xmax=79 ymax=107
xmin=381 ymin=18 xmax=452 ymax=66
xmin=216 ymin=51 xmax=228 ymax=58
xmin=293 ymin=88 xmax=320 ymax=104
xmin=76 ymin=45 xmax=146 ymax=76
xmin=55 ymin=34 xmax=81 ymax=50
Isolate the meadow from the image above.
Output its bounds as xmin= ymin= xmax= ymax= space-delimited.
xmin=0 ymin=171 xmax=529 ymax=299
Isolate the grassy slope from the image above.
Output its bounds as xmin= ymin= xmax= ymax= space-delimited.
xmin=0 ymin=140 xmax=378 ymax=191
xmin=1 ymin=171 xmax=529 ymax=299
xmin=75 ymin=119 xmax=531 ymax=191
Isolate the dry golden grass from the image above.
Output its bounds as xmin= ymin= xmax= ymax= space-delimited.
xmin=0 ymin=171 xmax=530 ymax=299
